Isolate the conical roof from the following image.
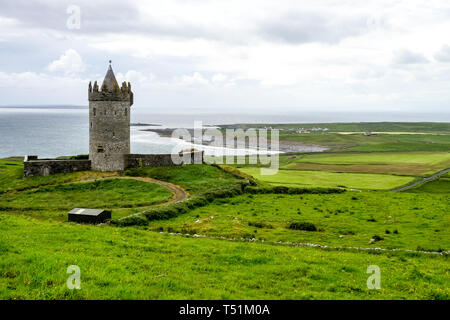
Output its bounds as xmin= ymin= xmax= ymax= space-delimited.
xmin=101 ymin=63 xmax=119 ymax=92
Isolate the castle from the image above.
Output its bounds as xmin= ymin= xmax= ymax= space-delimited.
xmin=23 ymin=63 xmax=203 ymax=177
xmin=88 ymin=62 xmax=133 ymax=171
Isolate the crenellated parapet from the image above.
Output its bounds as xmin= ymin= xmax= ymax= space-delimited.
xmin=88 ymin=80 xmax=133 ymax=105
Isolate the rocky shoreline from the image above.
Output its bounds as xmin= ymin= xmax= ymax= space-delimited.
xmin=140 ymin=128 xmax=327 ymax=153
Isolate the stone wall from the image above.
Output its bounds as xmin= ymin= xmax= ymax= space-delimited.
xmin=89 ymin=99 xmax=131 ymax=172
xmin=125 ymin=151 xmax=204 ymax=169
xmin=23 ymin=151 xmax=203 ymax=177
xmin=24 ymin=157 xmax=91 ymax=177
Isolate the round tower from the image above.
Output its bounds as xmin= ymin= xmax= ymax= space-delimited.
xmin=88 ymin=62 xmax=133 ymax=171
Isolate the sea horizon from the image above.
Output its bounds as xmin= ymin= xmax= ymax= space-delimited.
xmin=1 ymin=106 xmax=449 ymax=159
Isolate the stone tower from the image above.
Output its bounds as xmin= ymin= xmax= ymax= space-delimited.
xmin=88 ymin=63 xmax=133 ymax=171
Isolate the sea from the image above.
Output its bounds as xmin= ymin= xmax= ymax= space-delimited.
xmin=0 ymin=107 xmax=448 ymax=159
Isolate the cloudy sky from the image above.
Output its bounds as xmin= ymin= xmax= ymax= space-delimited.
xmin=1 ymin=0 xmax=450 ymax=113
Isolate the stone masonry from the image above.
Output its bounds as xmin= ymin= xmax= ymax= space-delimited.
xmin=88 ymin=64 xmax=133 ymax=171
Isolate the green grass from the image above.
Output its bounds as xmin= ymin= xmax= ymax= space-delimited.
xmin=0 ymin=179 xmax=173 ymax=221
xmin=291 ymin=152 xmax=449 ymax=166
xmin=239 ymin=168 xmax=414 ymax=190
xmin=281 ymin=152 xmax=450 ymax=176
xmin=407 ymin=176 xmax=450 ymax=194
xmin=146 ymin=192 xmax=450 ymax=252
xmin=0 ymin=159 xmax=119 ymax=194
xmin=228 ymin=122 xmax=450 ymax=133
xmin=0 ymin=213 xmax=448 ymax=300
xmin=277 ymin=133 xmax=450 ymax=152
xmin=1 ymin=149 xmax=449 ymax=300
xmin=125 ymin=164 xmax=244 ymax=195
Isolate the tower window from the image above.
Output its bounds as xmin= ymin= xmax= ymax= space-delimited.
xmin=125 ymin=108 xmax=127 ymax=116
xmin=97 ymin=146 xmax=104 ymax=153
xmin=112 ymin=131 xmax=115 ymax=137
xmin=90 ymin=122 xmax=92 ymax=128
xmin=93 ymin=108 xmax=96 ymax=116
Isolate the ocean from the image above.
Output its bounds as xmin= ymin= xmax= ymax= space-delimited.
xmin=0 ymin=107 xmax=448 ymax=158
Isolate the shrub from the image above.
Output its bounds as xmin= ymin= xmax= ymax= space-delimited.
xmin=213 ymin=164 xmax=258 ymax=186
xmin=112 ymin=215 xmax=148 ymax=227
xmin=288 ymin=222 xmax=317 ymax=231
xmin=372 ymin=235 xmax=384 ymax=242
xmin=69 ymin=154 xmax=89 ymax=160
xmin=244 ymin=186 xmax=345 ymax=195
xmin=248 ymin=221 xmax=273 ymax=229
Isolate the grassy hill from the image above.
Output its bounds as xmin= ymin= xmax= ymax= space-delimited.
xmin=1 ymin=124 xmax=449 ymax=300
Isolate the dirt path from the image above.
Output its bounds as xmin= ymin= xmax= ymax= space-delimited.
xmin=58 ymin=174 xmax=188 ymax=204
xmin=389 ymin=168 xmax=450 ymax=192
xmin=118 ymin=176 xmax=188 ymax=204
xmin=50 ymin=174 xmax=188 ymax=223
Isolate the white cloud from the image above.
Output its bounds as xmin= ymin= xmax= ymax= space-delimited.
xmin=116 ymin=70 xmax=155 ymax=85
xmin=47 ymin=49 xmax=85 ymax=75
xmin=392 ymin=49 xmax=429 ymax=65
xmin=434 ymin=45 xmax=450 ymax=62
xmin=1 ymin=0 xmax=450 ymax=112
xmin=176 ymin=72 xmax=210 ymax=86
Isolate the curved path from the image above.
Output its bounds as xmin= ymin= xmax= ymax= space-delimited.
xmin=389 ymin=168 xmax=450 ymax=192
xmin=113 ymin=176 xmax=188 ymax=223
xmin=53 ymin=174 xmax=188 ymax=223
xmin=119 ymin=176 xmax=188 ymax=204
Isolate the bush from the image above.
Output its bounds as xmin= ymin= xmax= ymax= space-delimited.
xmin=112 ymin=215 xmax=148 ymax=227
xmin=288 ymin=222 xmax=317 ymax=231
xmin=372 ymin=235 xmax=384 ymax=242
xmin=248 ymin=221 xmax=273 ymax=229
xmin=69 ymin=154 xmax=89 ymax=160
xmin=244 ymin=186 xmax=345 ymax=195
xmin=213 ymin=164 xmax=258 ymax=186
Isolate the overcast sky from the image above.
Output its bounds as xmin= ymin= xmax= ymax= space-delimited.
xmin=1 ymin=0 xmax=450 ymax=113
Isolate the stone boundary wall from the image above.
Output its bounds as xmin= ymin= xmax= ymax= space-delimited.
xmin=125 ymin=151 xmax=204 ymax=168
xmin=24 ymin=156 xmax=91 ymax=177
xmin=23 ymin=151 xmax=204 ymax=177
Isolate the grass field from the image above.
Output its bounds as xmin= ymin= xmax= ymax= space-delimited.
xmin=0 ymin=161 xmax=244 ymax=222
xmin=124 ymin=165 xmax=244 ymax=195
xmin=1 ymin=213 xmax=448 ymax=300
xmin=227 ymin=122 xmax=450 ymax=133
xmin=1 ymin=123 xmax=449 ymax=300
xmin=407 ymin=172 xmax=450 ymax=194
xmin=145 ymin=192 xmax=450 ymax=252
xmin=281 ymin=152 xmax=450 ymax=176
xmin=239 ymin=168 xmax=414 ymax=190
xmin=0 ymin=178 xmax=173 ymax=221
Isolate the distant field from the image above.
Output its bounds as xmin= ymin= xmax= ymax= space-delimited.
xmin=147 ymin=192 xmax=450 ymax=252
xmin=278 ymin=133 xmax=450 ymax=152
xmin=228 ymin=122 xmax=450 ymax=133
xmin=282 ymin=152 xmax=450 ymax=176
xmin=240 ymin=168 xmax=414 ymax=190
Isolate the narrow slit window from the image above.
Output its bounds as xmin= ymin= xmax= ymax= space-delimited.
xmin=97 ymin=146 xmax=104 ymax=153
xmin=125 ymin=108 xmax=127 ymax=116
xmin=93 ymin=108 xmax=96 ymax=116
